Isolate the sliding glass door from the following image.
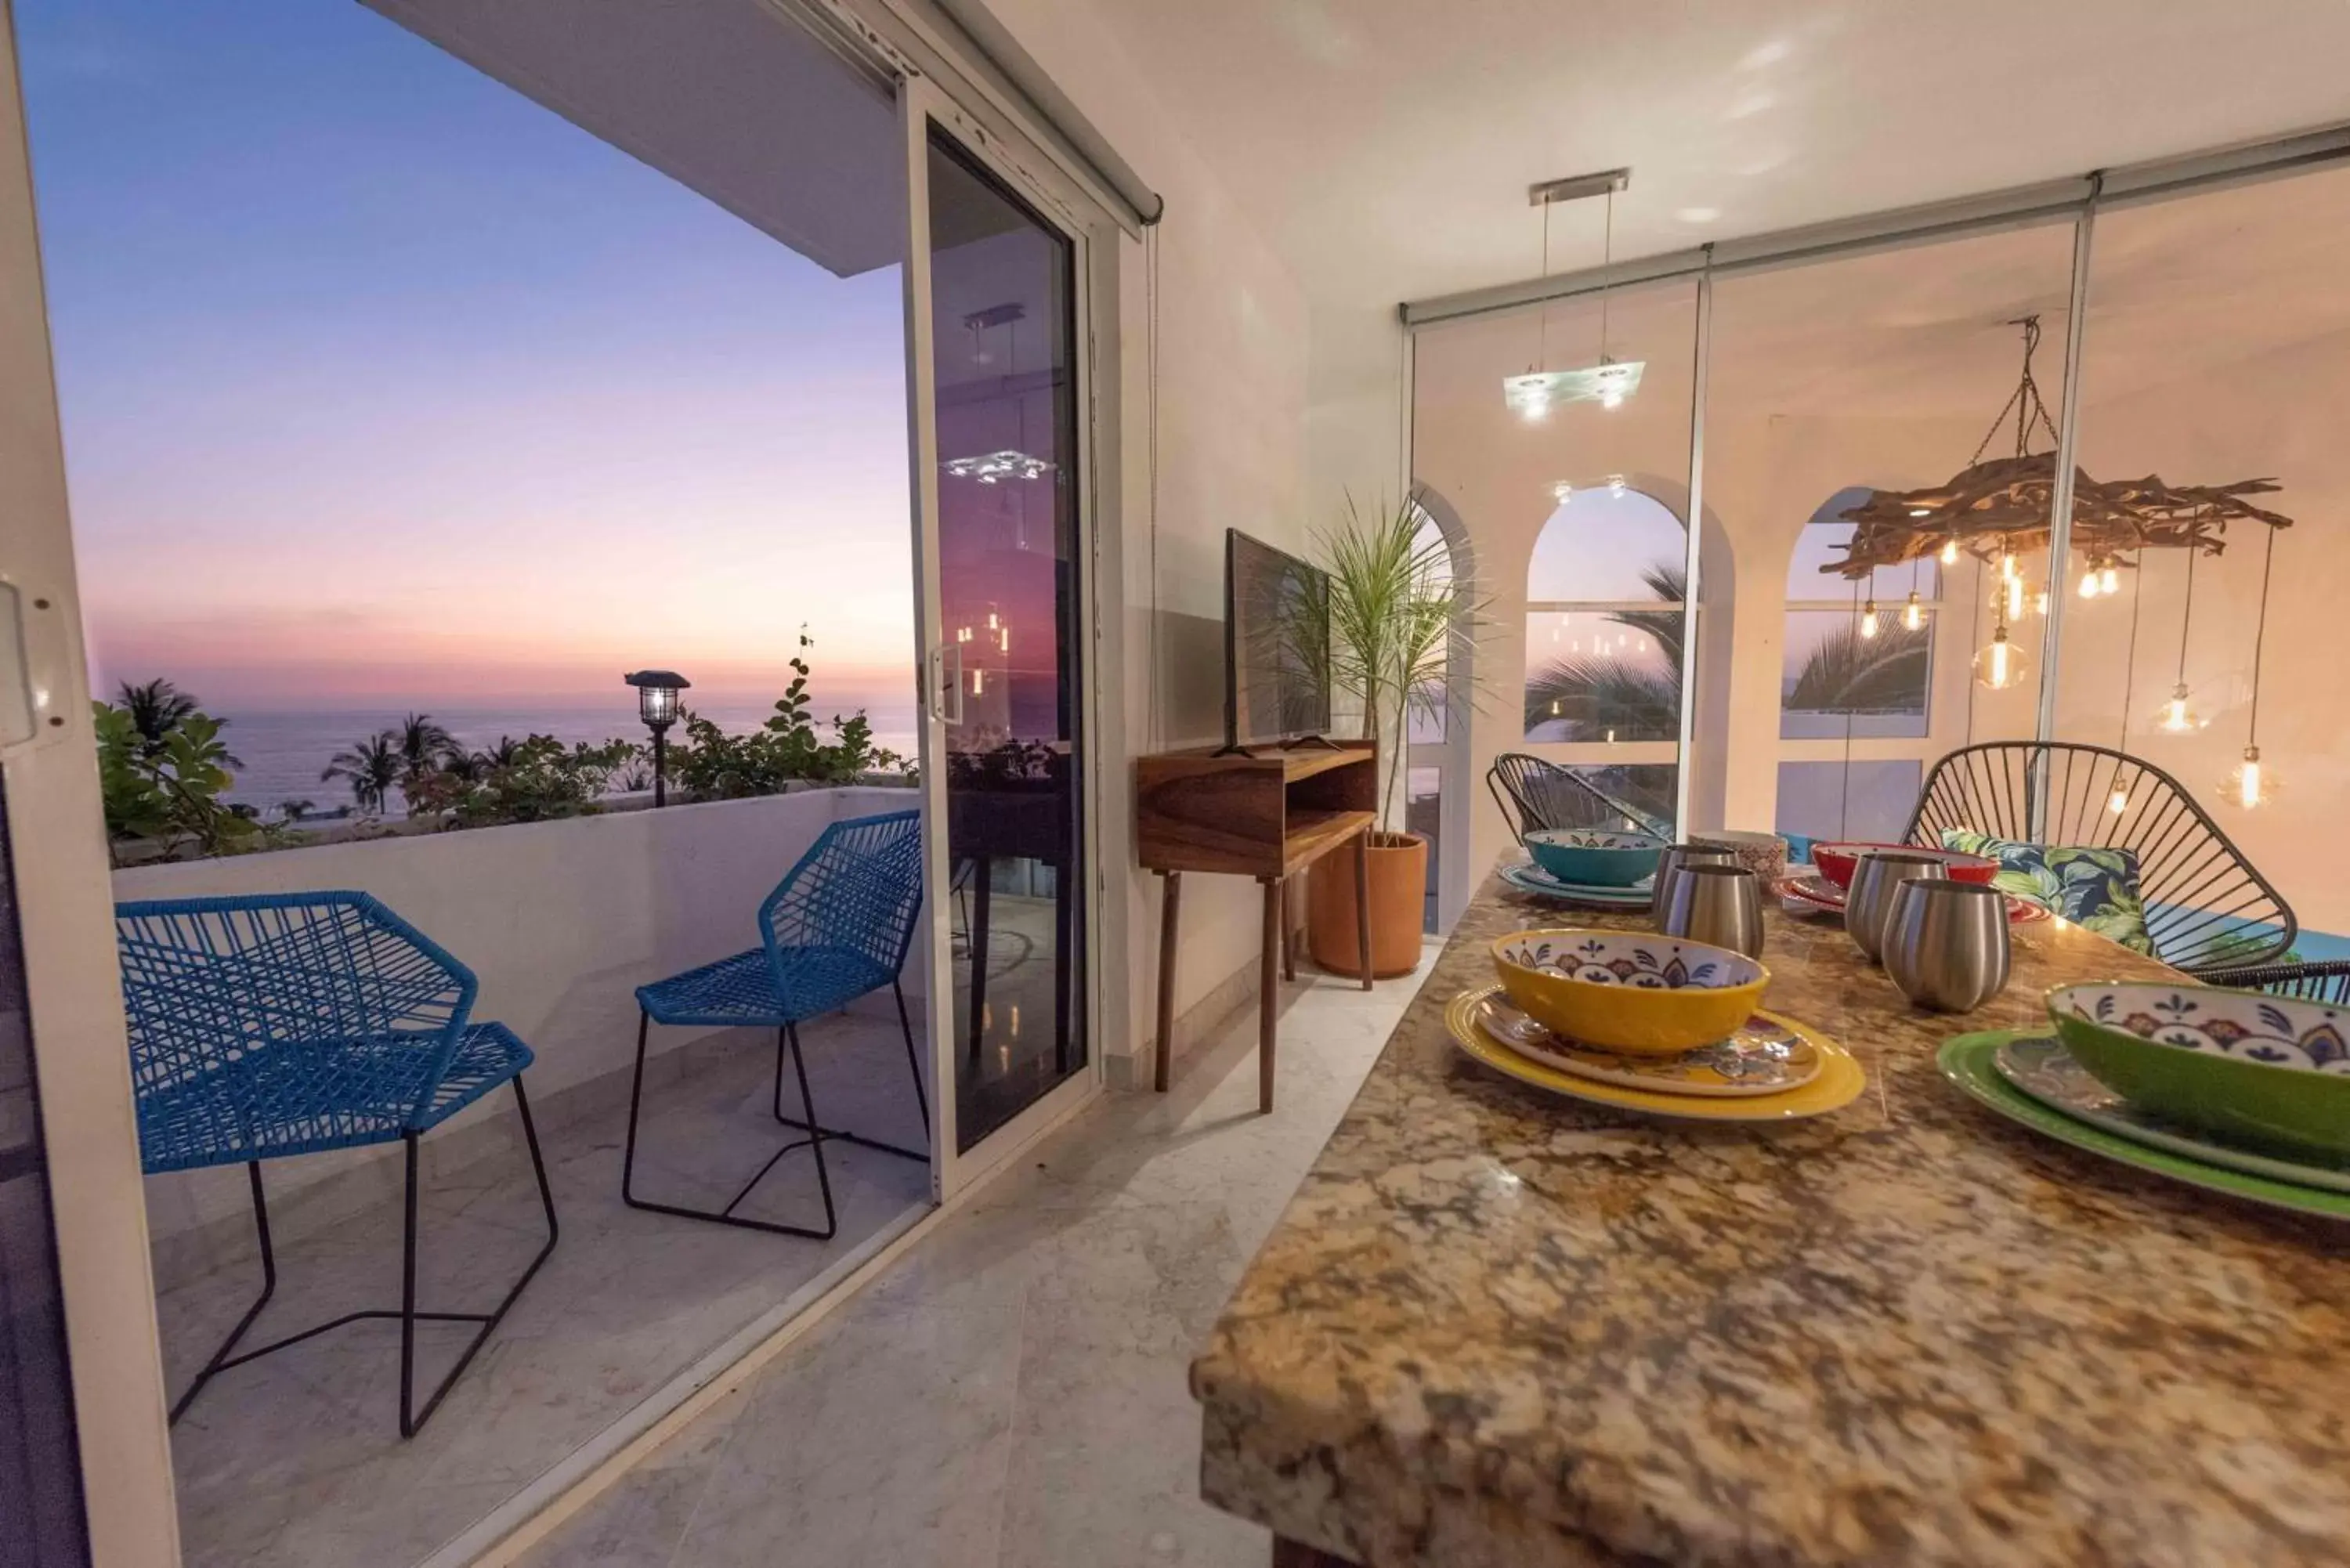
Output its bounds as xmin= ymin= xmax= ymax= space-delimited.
xmin=903 ymin=88 xmax=1096 ymax=1192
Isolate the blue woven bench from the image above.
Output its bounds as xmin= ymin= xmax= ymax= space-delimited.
xmin=118 ymin=891 xmax=558 ymax=1438
xmin=624 ymin=808 xmax=927 ymax=1237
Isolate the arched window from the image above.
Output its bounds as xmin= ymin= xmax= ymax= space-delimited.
xmin=1524 ymin=484 xmax=1685 ymax=744
xmin=1780 ymin=488 xmax=1937 ymax=740
xmin=1774 ymin=488 xmax=1945 ymax=843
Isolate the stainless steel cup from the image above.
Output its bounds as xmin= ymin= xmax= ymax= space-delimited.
xmin=1844 ymin=851 xmax=1950 ymax=963
xmin=1657 ymin=863 xmax=1765 ymax=958
xmin=1651 ymin=844 xmax=1737 ymax=918
xmin=1882 ymin=879 xmax=2012 ymax=1012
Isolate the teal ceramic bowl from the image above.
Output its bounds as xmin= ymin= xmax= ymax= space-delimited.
xmin=2045 ymin=982 xmax=2350 ymax=1162
xmin=1524 ymin=829 xmax=1664 ymax=888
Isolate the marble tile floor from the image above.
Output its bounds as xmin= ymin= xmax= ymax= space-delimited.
xmin=159 ymin=1011 xmax=935 ymax=1568
xmin=525 ymin=941 xmax=1437 ymax=1568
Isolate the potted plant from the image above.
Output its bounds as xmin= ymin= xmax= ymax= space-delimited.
xmin=1302 ymin=490 xmax=1487 ymax=977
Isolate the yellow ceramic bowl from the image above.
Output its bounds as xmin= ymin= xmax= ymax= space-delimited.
xmin=1491 ymin=928 xmax=1770 ymax=1057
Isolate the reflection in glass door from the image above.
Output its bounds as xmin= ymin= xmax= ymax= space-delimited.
xmin=922 ymin=128 xmax=1085 ymax=1153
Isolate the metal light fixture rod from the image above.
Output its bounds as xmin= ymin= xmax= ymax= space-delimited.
xmin=2031 ymin=188 xmax=2099 ymax=840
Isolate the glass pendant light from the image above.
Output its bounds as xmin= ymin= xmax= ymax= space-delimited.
xmin=2153 ymin=682 xmax=2202 ymax=733
xmin=2078 ymin=566 xmax=2101 ymax=599
xmin=1973 ymin=620 xmax=2029 ymax=691
xmin=1860 ymin=599 xmax=1880 ymax=639
xmin=1902 ymin=591 xmax=1924 ymax=631
xmin=2151 ymin=544 xmax=2206 ymax=733
xmin=2222 ymin=528 xmax=2283 ymax=809
xmin=1940 ymin=539 xmax=1959 ymax=566
xmin=2100 ymin=563 xmax=2121 ymax=595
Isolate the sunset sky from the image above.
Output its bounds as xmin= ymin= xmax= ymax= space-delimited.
xmin=18 ymin=0 xmax=918 ymax=717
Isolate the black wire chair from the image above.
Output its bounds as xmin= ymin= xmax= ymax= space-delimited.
xmin=1903 ymin=741 xmax=2295 ymax=976
xmin=2200 ymin=956 xmax=2350 ymax=1003
xmin=1486 ymin=753 xmax=1668 ymax=844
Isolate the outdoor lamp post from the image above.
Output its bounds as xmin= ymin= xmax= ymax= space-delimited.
xmin=624 ymin=669 xmax=691 ymax=807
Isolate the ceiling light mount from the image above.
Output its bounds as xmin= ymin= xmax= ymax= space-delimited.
xmin=1528 ymin=168 xmax=1632 ymax=207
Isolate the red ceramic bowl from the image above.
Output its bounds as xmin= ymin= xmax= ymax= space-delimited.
xmin=1810 ymin=840 xmax=1997 ymax=891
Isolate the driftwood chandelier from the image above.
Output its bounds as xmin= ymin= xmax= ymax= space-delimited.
xmin=1825 ymin=316 xmax=2292 ymax=581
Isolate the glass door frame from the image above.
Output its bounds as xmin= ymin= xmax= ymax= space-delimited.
xmin=899 ymin=77 xmax=1106 ymax=1202
xmin=0 ymin=8 xmax=180 ymax=1560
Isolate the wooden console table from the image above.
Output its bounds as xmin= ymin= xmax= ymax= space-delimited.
xmin=1137 ymin=741 xmax=1376 ymax=1112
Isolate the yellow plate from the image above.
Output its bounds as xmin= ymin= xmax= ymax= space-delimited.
xmin=1445 ymin=985 xmax=1867 ymax=1122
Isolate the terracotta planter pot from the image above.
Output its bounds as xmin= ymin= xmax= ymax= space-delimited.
xmin=1307 ymin=831 xmax=1426 ymax=981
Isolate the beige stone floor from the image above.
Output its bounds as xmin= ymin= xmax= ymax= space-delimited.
xmin=523 ymin=944 xmax=1437 ymax=1568
xmin=160 ymin=1010 xmax=936 ymax=1568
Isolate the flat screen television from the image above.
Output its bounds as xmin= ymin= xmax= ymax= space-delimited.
xmin=1224 ymin=528 xmax=1332 ymax=750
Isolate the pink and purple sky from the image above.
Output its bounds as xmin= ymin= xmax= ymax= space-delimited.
xmin=20 ymin=0 xmax=918 ymax=721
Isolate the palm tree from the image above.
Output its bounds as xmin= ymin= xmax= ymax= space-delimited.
xmin=392 ymin=713 xmax=456 ymax=789
xmin=1525 ymin=563 xmax=1928 ymax=736
xmin=1785 ymin=619 xmax=1930 ymax=713
xmin=115 ymin=677 xmax=241 ymax=766
xmin=322 ymin=732 xmax=403 ymax=814
xmin=1524 ymin=563 xmax=1688 ymax=739
xmin=276 ymin=797 xmax=315 ymax=823
xmin=116 ymin=678 xmax=197 ymax=746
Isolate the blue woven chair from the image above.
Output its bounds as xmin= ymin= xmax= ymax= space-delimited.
xmin=116 ymin=891 xmax=558 ymax=1438
xmin=625 ymin=808 xmax=928 ymax=1237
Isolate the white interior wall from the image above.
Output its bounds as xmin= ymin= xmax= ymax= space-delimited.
xmin=982 ymin=0 xmax=1314 ymax=1075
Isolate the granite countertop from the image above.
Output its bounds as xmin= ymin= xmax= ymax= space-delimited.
xmin=1190 ymin=873 xmax=2350 ymax=1568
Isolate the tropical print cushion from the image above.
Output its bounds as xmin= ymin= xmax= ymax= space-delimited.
xmin=1940 ymin=829 xmax=2154 ymax=954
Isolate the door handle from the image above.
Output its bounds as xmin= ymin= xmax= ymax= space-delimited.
xmin=927 ymin=641 xmax=964 ymax=727
xmin=0 ymin=573 xmax=70 ymax=758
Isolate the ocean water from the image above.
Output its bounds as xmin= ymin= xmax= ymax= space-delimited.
xmin=208 ymin=704 xmax=920 ymax=813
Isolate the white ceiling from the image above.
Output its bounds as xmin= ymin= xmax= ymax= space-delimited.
xmin=1077 ymin=0 xmax=2350 ymax=395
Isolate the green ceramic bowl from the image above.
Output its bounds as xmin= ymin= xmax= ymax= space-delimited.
xmin=2045 ymin=981 xmax=2350 ymax=1162
xmin=1524 ymin=829 xmax=1665 ymax=888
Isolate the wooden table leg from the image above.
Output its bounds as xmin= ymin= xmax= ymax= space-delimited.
xmin=1154 ymin=871 xmax=1181 ymax=1093
xmin=1281 ymin=875 xmax=1296 ymax=983
xmin=1354 ymin=828 xmax=1374 ymax=991
xmin=1259 ymin=876 xmax=1281 ymax=1114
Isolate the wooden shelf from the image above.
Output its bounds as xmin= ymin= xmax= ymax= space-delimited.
xmin=1280 ymin=808 xmax=1377 ymax=878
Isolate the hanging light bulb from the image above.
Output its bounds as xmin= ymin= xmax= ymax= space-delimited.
xmin=1973 ymin=623 xmax=2030 ymax=691
xmin=2000 ymin=552 xmax=2018 ymax=582
xmin=2004 ymin=574 xmax=2024 ymax=621
xmin=1940 ymin=539 xmax=1959 ymax=566
xmin=2153 ymin=681 xmax=2202 ymax=733
xmin=2107 ymin=785 xmax=2131 ymax=815
xmin=1902 ymin=591 xmax=1923 ymax=631
xmin=2101 ymin=564 xmax=2121 ymax=595
xmin=2223 ymin=745 xmax=2274 ymax=809
xmin=1860 ymin=600 xmax=1880 ymax=640
xmin=2033 ymin=588 xmax=2050 ymax=616
xmin=2078 ymin=569 xmax=2101 ymax=600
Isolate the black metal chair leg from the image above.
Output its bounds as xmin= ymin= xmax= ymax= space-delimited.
xmin=785 ymin=1024 xmax=837 ymax=1240
xmin=175 ymin=1078 xmax=560 ymax=1439
xmin=624 ymin=1012 xmax=842 ymax=1238
xmin=168 ymin=1161 xmax=277 ymax=1426
xmin=895 ymin=981 xmax=930 ymax=1137
xmin=399 ymin=1132 xmax=421 ymax=1436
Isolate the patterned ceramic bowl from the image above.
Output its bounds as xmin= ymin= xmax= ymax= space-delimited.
xmin=1525 ymin=830 xmax=1665 ymax=888
xmin=1491 ymin=928 xmax=1770 ymax=1057
xmin=2047 ymin=981 xmax=2350 ymax=1160
xmin=1691 ymin=829 xmax=1790 ymax=886
xmin=1811 ymin=840 xmax=1996 ymax=891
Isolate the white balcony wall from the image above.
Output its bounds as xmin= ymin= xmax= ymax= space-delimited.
xmin=114 ymin=786 xmax=921 ymax=1251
